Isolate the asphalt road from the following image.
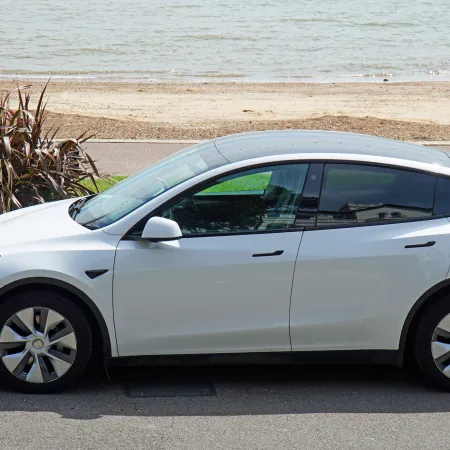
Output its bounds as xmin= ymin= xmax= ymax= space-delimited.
xmin=84 ymin=141 xmax=450 ymax=175
xmin=1 ymin=365 xmax=450 ymax=450
xmin=3 ymin=141 xmax=446 ymax=449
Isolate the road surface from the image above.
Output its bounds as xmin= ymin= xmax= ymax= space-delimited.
xmin=0 ymin=365 xmax=449 ymax=449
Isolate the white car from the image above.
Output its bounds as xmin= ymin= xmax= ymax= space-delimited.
xmin=2 ymin=130 xmax=450 ymax=393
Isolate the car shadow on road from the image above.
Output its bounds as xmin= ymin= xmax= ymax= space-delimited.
xmin=0 ymin=364 xmax=448 ymax=420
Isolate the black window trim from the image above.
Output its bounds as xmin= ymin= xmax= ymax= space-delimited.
xmin=123 ymin=159 xmax=450 ymax=239
xmin=304 ymin=214 xmax=446 ymax=232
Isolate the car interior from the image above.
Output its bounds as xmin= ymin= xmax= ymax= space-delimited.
xmin=162 ymin=166 xmax=307 ymax=234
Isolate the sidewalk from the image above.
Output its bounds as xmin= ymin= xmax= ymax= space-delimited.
xmin=84 ymin=141 xmax=450 ymax=175
xmin=85 ymin=141 xmax=188 ymax=175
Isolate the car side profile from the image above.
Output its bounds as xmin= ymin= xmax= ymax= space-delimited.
xmin=1 ymin=130 xmax=450 ymax=393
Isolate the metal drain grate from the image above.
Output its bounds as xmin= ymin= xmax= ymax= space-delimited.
xmin=124 ymin=380 xmax=216 ymax=398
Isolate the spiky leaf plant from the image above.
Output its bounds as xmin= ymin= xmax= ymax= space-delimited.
xmin=0 ymin=82 xmax=104 ymax=213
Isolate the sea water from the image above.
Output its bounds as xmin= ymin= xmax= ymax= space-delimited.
xmin=1 ymin=0 xmax=449 ymax=82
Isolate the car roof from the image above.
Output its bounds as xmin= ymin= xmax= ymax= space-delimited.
xmin=214 ymin=130 xmax=450 ymax=169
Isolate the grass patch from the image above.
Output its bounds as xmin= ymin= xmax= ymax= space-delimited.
xmin=202 ymin=173 xmax=270 ymax=193
xmin=80 ymin=173 xmax=271 ymax=194
xmin=80 ymin=175 xmax=127 ymax=193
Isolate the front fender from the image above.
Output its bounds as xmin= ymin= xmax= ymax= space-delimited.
xmin=0 ymin=274 xmax=116 ymax=358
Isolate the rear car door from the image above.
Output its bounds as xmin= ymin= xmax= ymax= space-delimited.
xmin=290 ymin=162 xmax=450 ymax=352
xmin=113 ymin=163 xmax=309 ymax=356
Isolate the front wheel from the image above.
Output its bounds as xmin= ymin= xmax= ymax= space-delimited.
xmin=0 ymin=290 xmax=92 ymax=393
xmin=414 ymin=296 xmax=450 ymax=391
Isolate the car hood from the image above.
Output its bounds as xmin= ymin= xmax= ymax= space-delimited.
xmin=0 ymin=199 xmax=91 ymax=251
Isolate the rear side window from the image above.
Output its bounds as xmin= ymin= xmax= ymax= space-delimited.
xmin=317 ymin=164 xmax=435 ymax=226
xmin=434 ymin=177 xmax=450 ymax=216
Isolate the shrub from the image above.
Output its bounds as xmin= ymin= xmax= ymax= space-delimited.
xmin=0 ymin=82 xmax=104 ymax=213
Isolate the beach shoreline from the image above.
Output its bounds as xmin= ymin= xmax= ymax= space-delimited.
xmin=1 ymin=80 xmax=449 ymax=141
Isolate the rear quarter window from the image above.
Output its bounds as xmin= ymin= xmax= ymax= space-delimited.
xmin=434 ymin=176 xmax=450 ymax=216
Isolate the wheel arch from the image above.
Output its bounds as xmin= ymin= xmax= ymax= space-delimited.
xmin=0 ymin=277 xmax=112 ymax=358
xmin=399 ymin=279 xmax=450 ymax=364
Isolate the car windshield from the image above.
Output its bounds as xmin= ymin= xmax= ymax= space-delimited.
xmin=70 ymin=141 xmax=228 ymax=229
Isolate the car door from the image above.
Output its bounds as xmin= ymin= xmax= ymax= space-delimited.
xmin=113 ymin=163 xmax=309 ymax=356
xmin=290 ymin=162 xmax=450 ymax=352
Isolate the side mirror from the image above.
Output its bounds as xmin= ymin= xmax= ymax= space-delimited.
xmin=141 ymin=217 xmax=182 ymax=242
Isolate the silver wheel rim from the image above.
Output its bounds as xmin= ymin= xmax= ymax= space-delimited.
xmin=0 ymin=307 xmax=77 ymax=384
xmin=432 ymin=312 xmax=450 ymax=378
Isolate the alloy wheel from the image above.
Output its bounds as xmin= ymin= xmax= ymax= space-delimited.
xmin=0 ymin=307 xmax=77 ymax=383
xmin=431 ymin=313 xmax=450 ymax=378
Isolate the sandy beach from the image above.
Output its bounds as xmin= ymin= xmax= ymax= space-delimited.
xmin=1 ymin=81 xmax=449 ymax=141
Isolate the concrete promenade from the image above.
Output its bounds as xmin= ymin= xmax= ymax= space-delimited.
xmin=83 ymin=140 xmax=450 ymax=175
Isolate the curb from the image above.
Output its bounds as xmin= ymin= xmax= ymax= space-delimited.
xmin=415 ymin=141 xmax=450 ymax=146
xmin=80 ymin=139 xmax=203 ymax=144
xmin=70 ymin=139 xmax=450 ymax=146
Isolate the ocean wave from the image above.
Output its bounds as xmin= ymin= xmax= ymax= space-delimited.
xmin=279 ymin=18 xmax=347 ymax=23
xmin=170 ymin=4 xmax=202 ymax=8
xmin=78 ymin=47 xmax=132 ymax=55
xmin=176 ymin=34 xmax=258 ymax=41
xmin=0 ymin=69 xmax=168 ymax=75
xmin=1 ymin=71 xmax=450 ymax=84
xmin=362 ymin=73 xmax=393 ymax=78
xmin=361 ymin=21 xmax=420 ymax=28
xmin=2 ymin=65 xmax=450 ymax=84
xmin=276 ymin=75 xmax=315 ymax=79
xmin=175 ymin=72 xmax=246 ymax=78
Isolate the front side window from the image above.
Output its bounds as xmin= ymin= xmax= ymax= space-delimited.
xmin=317 ymin=163 xmax=435 ymax=226
xmin=158 ymin=164 xmax=309 ymax=235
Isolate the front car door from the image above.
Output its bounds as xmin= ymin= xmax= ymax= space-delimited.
xmin=290 ymin=162 xmax=450 ymax=352
xmin=113 ymin=163 xmax=309 ymax=356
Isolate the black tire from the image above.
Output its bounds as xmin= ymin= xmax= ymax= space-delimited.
xmin=0 ymin=289 xmax=92 ymax=393
xmin=414 ymin=296 xmax=450 ymax=391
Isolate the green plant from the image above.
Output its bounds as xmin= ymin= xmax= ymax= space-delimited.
xmin=0 ymin=82 xmax=106 ymax=213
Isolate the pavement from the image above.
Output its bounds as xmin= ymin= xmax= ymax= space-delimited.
xmin=1 ymin=140 xmax=448 ymax=449
xmin=85 ymin=141 xmax=189 ymax=175
xmin=1 ymin=365 xmax=450 ymax=449
xmin=83 ymin=141 xmax=450 ymax=175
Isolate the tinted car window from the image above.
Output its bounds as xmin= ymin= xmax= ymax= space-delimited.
xmin=434 ymin=176 xmax=450 ymax=216
xmin=158 ymin=164 xmax=309 ymax=235
xmin=71 ymin=141 xmax=227 ymax=229
xmin=317 ymin=164 xmax=435 ymax=226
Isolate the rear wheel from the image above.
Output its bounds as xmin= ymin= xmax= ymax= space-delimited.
xmin=414 ymin=296 xmax=450 ymax=391
xmin=0 ymin=290 xmax=92 ymax=393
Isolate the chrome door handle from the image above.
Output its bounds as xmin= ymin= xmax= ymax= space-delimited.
xmin=252 ymin=250 xmax=284 ymax=257
xmin=405 ymin=241 xmax=436 ymax=249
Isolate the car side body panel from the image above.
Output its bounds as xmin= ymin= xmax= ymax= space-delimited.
xmin=290 ymin=218 xmax=450 ymax=351
xmin=113 ymin=232 xmax=303 ymax=356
